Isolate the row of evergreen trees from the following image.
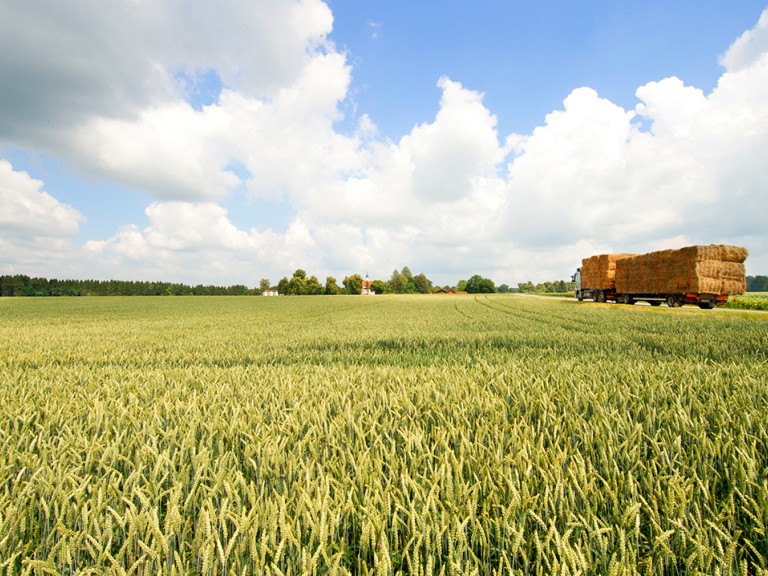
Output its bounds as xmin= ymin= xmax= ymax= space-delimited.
xmin=747 ymin=275 xmax=768 ymax=291
xmin=0 ymin=275 xmax=255 ymax=297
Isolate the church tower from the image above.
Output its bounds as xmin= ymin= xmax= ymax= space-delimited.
xmin=361 ymin=274 xmax=374 ymax=295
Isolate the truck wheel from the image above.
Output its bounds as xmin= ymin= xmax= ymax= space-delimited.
xmin=576 ymin=291 xmax=583 ymax=301
xmin=666 ymin=295 xmax=681 ymax=308
xmin=698 ymin=301 xmax=716 ymax=309
xmin=595 ymin=290 xmax=606 ymax=303
xmin=650 ymin=301 xmax=661 ymax=307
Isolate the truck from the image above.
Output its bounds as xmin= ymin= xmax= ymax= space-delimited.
xmin=572 ymin=245 xmax=748 ymax=309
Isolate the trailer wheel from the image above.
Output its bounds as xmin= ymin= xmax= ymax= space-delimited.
xmin=650 ymin=301 xmax=661 ymax=306
xmin=698 ymin=301 xmax=716 ymax=309
xmin=666 ymin=295 xmax=681 ymax=308
xmin=595 ymin=290 xmax=606 ymax=303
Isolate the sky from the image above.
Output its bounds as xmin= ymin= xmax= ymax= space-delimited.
xmin=1 ymin=1 xmax=767 ymax=288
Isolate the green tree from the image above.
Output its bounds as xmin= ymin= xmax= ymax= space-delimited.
xmin=517 ymin=281 xmax=535 ymax=293
xmin=479 ymin=278 xmax=496 ymax=293
xmin=413 ymin=273 xmax=432 ymax=294
xmin=466 ymin=274 xmax=495 ymax=294
xmin=401 ymin=267 xmax=417 ymax=292
xmin=277 ymin=277 xmax=290 ymax=295
xmin=747 ymin=275 xmax=768 ymax=291
xmin=325 ymin=276 xmax=341 ymax=295
xmin=371 ymin=279 xmax=387 ymax=294
xmin=305 ymin=275 xmax=324 ymax=295
xmin=343 ymin=274 xmax=363 ymax=295
xmin=259 ymin=278 xmax=271 ymax=294
xmin=287 ymin=269 xmax=309 ymax=295
xmin=388 ymin=269 xmax=410 ymax=294
xmin=456 ymin=279 xmax=468 ymax=293
xmin=466 ymin=275 xmax=481 ymax=293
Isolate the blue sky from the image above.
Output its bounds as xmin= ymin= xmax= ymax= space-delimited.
xmin=1 ymin=1 xmax=767 ymax=287
xmin=329 ymin=1 xmax=761 ymax=136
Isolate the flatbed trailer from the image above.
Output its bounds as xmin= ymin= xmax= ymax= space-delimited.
xmin=614 ymin=291 xmax=725 ymax=308
xmin=573 ymin=274 xmax=726 ymax=308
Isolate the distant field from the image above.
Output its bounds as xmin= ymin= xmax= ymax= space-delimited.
xmin=1 ymin=295 xmax=766 ymax=574
xmin=530 ymin=291 xmax=574 ymax=298
xmin=726 ymin=292 xmax=768 ymax=311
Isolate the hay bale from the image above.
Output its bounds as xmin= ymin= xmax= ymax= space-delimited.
xmin=581 ymin=253 xmax=636 ymax=290
xmin=615 ymin=245 xmax=747 ymax=295
xmin=677 ymin=244 xmax=749 ymax=263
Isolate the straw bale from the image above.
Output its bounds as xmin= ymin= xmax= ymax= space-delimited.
xmin=580 ymin=253 xmax=636 ymax=290
xmin=615 ymin=245 xmax=747 ymax=295
xmin=677 ymin=244 xmax=748 ymax=263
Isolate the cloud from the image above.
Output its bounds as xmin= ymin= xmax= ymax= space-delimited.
xmin=74 ymin=102 xmax=241 ymax=201
xmin=367 ymin=20 xmax=383 ymax=40
xmin=60 ymin=50 xmax=352 ymax=203
xmin=720 ymin=8 xmax=768 ymax=72
xmin=0 ymin=159 xmax=83 ymax=239
xmin=503 ymin=88 xmax=642 ymax=246
xmin=0 ymin=0 xmax=336 ymax=162
xmin=0 ymin=159 xmax=84 ymax=275
xmin=292 ymin=78 xmax=508 ymax=237
xmin=501 ymin=45 xmax=768 ymax=257
xmin=404 ymin=78 xmax=503 ymax=203
xmin=84 ymin=202 xmax=359 ymax=285
xmin=87 ymin=202 xmax=249 ymax=254
xmin=634 ymin=77 xmax=708 ymax=138
xmin=85 ymin=202 xmax=278 ymax=282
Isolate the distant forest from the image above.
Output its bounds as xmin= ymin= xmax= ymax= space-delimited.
xmin=0 ymin=275 xmax=257 ymax=297
xmin=747 ymin=275 xmax=768 ymax=291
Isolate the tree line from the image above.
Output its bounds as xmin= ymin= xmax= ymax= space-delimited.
xmin=269 ymin=267 xmax=505 ymax=295
xmin=1 ymin=270 xmax=594 ymax=297
xmin=0 ymin=275 xmax=256 ymax=297
xmin=747 ymin=275 xmax=768 ymax=292
xmin=270 ymin=267 xmax=438 ymax=295
xmin=512 ymin=280 xmax=577 ymax=294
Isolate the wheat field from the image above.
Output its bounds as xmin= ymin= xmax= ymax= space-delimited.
xmin=1 ymin=295 xmax=766 ymax=575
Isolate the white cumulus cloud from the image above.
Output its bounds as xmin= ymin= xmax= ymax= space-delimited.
xmin=720 ymin=8 xmax=768 ymax=72
xmin=0 ymin=159 xmax=85 ymax=275
xmin=0 ymin=159 xmax=83 ymax=239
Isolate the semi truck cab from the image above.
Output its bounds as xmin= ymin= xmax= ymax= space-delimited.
xmin=572 ymin=267 xmax=613 ymax=302
xmin=571 ymin=269 xmax=581 ymax=299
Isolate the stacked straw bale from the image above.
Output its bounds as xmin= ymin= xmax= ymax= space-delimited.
xmin=615 ymin=245 xmax=747 ymax=295
xmin=581 ymin=254 xmax=636 ymax=290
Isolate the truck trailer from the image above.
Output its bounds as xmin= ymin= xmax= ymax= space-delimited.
xmin=573 ymin=245 xmax=748 ymax=308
